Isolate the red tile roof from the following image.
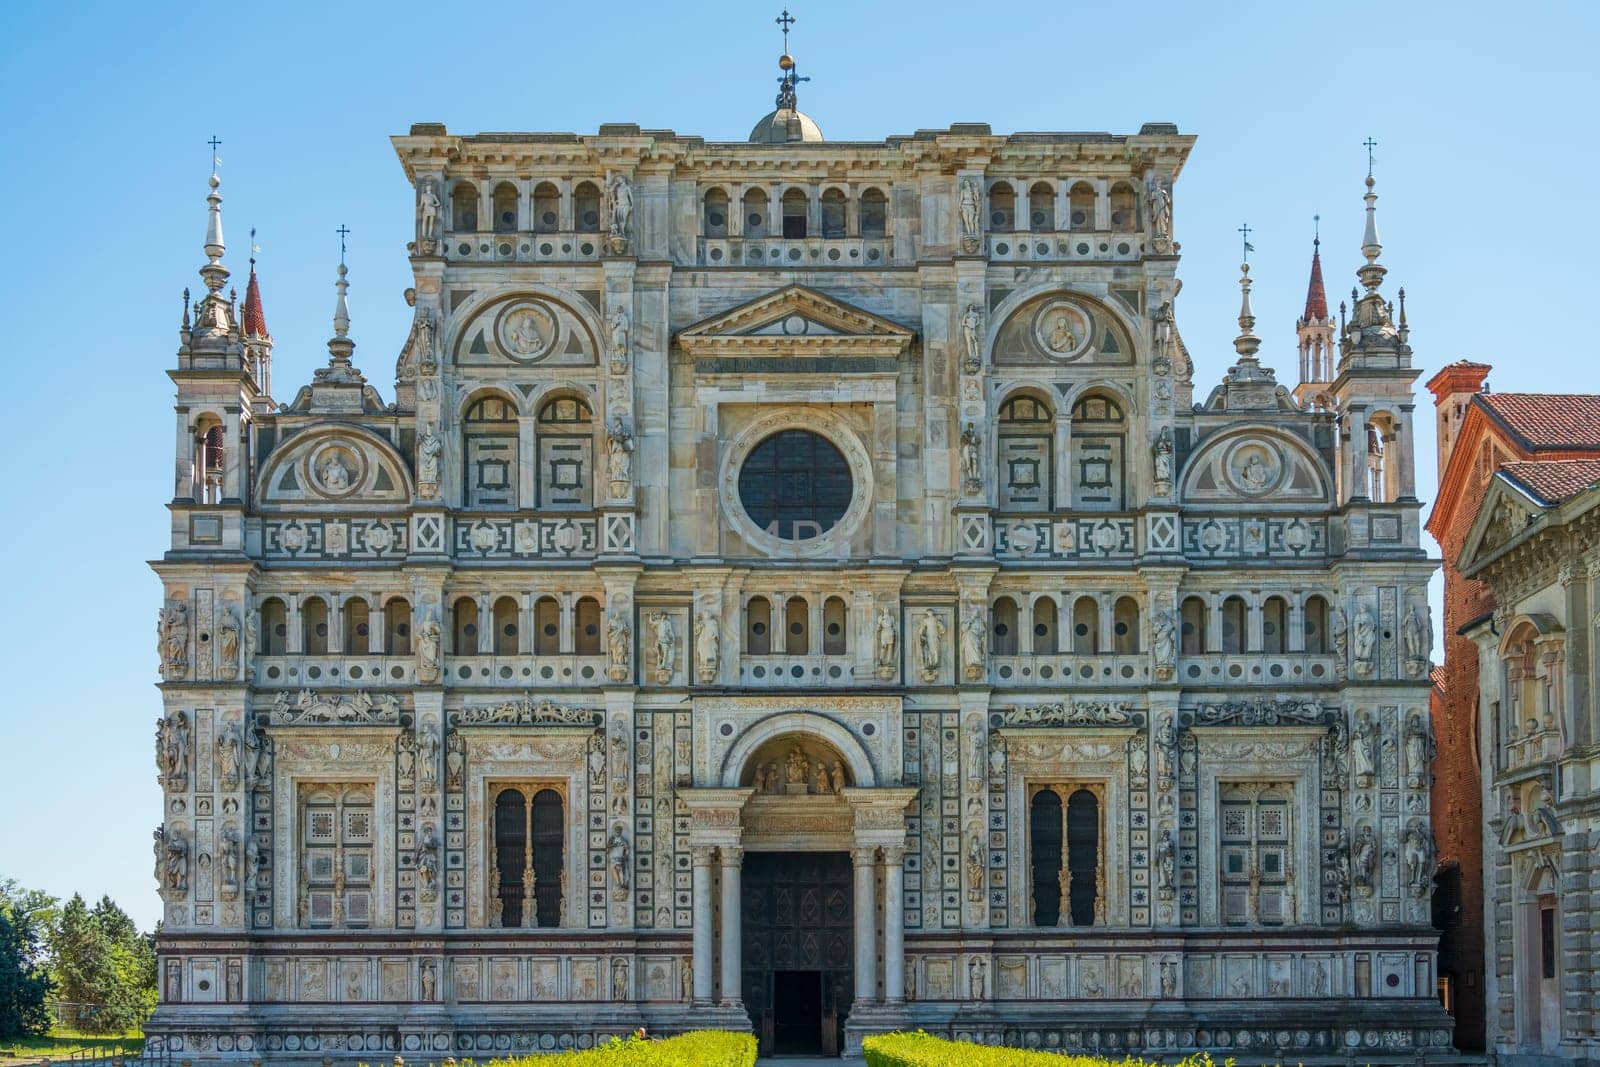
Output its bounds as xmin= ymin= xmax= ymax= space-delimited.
xmin=1429 ymin=664 xmax=1446 ymax=693
xmin=1501 ymin=459 xmax=1600 ymax=505
xmin=1302 ymin=242 xmax=1328 ymax=322
xmin=1478 ymin=393 xmax=1600 ymax=450
xmin=241 ymin=264 xmax=269 ymax=339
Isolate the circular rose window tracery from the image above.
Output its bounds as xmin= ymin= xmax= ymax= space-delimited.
xmin=737 ymin=429 xmax=853 ymax=540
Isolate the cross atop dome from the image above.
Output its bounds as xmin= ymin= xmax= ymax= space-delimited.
xmin=749 ymin=9 xmax=823 ymax=144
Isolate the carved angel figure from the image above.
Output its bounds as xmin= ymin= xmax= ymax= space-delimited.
xmin=916 ymin=609 xmax=945 ymax=678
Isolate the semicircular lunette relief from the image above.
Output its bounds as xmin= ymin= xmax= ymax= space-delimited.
xmin=991 ymin=291 xmax=1134 ymax=367
xmin=450 ymin=292 xmax=598 ymax=368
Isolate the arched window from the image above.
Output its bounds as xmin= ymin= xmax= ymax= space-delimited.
xmin=1032 ymin=597 xmax=1059 ymax=655
xmin=1221 ymin=596 xmax=1248 ymax=654
xmin=451 ymin=181 xmax=479 ymax=232
xmin=533 ymin=596 xmax=560 ymax=655
xmin=1028 ymin=182 xmax=1055 ymax=231
xmin=302 ymin=596 xmax=329 ymax=655
xmin=384 ymin=598 xmax=411 ymax=656
xmin=1303 ymin=596 xmax=1329 ymax=654
xmin=1068 ymin=182 xmax=1095 ymax=229
xmin=572 ymin=182 xmax=601 ymax=233
xmin=702 ymin=188 xmax=729 ymax=237
xmin=997 ymin=393 xmax=1054 ymax=511
xmin=343 ymin=598 xmax=371 ymax=655
xmin=489 ymin=786 xmax=564 ymax=928
xmin=573 ymin=597 xmax=601 ymax=656
xmin=988 ymin=181 xmax=1015 ymax=232
xmin=781 ymin=188 xmax=808 ymax=238
xmin=1109 ymin=182 xmax=1138 ymax=232
xmin=991 ymin=596 xmax=1019 ymax=656
xmin=822 ymin=596 xmax=848 ymax=655
xmin=1180 ymin=596 xmax=1207 ymax=656
xmin=1066 ymin=788 xmax=1100 ymax=927
xmin=493 ymin=596 xmax=519 ymax=655
xmin=743 ymin=189 xmax=769 ymax=239
xmin=784 ymin=595 xmax=809 ymax=655
xmin=535 ymin=395 xmax=594 ymax=509
xmin=532 ymin=182 xmax=559 ymax=233
xmin=453 ymin=598 xmax=479 ymax=656
xmin=1262 ymin=596 xmax=1289 ymax=654
xmin=745 ymin=596 xmax=772 ymax=655
xmin=531 ymin=789 xmax=565 ymax=927
xmin=492 ymin=181 xmax=518 ymax=233
xmin=860 ymin=188 xmax=887 ymax=238
xmin=1367 ymin=416 xmax=1396 ymax=503
xmin=1070 ymin=393 xmax=1126 ymax=510
xmin=492 ymin=789 xmax=528 ymax=927
xmin=260 ymin=598 xmax=287 ymax=656
xmin=195 ymin=420 xmax=225 ymax=504
xmin=1030 ymin=788 xmax=1063 ymax=927
xmin=1072 ymin=597 xmax=1100 ymax=655
xmin=820 ymin=188 xmax=846 ymax=238
xmin=1113 ymin=597 xmax=1140 ymax=654
xmin=464 ymin=393 xmax=519 ymax=509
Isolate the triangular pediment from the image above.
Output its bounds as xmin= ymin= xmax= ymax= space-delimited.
xmin=678 ymin=285 xmax=914 ymax=361
xmin=1458 ymin=474 xmax=1545 ymax=576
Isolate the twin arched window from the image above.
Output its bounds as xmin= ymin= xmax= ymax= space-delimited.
xmin=461 ymin=393 xmax=595 ymax=510
xmin=1030 ymin=785 xmax=1101 ymax=927
xmin=491 ymin=787 xmax=564 ymax=927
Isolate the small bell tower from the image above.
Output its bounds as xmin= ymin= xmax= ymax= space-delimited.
xmin=1294 ymin=221 xmax=1336 ymax=412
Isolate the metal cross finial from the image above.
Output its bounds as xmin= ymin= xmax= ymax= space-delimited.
xmin=1363 ymin=137 xmax=1378 ymax=177
xmin=337 ymin=224 xmax=350 ymax=265
xmin=1238 ymin=222 xmax=1254 ymax=263
xmin=776 ymin=9 xmax=795 ymax=49
xmin=208 ymin=135 xmax=222 ymax=176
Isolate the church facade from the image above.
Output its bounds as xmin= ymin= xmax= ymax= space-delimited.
xmin=148 ymin=58 xmax=1451 ymax=1060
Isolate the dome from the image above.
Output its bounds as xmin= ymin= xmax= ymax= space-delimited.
xmin=749 ymin=107 xmax=824 ymax=144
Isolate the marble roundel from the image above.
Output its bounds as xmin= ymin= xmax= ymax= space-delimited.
xmin=494 ymin=300 xmax=558 ymax=362
xmin=307 ymin=440 xmax=366 ymax=499
xmin=1032 ymin=300 xmax=1093 ymax=361
xmin=1224 ymin=439 xmax=1283 ymax=496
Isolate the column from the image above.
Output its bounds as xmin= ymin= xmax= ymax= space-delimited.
xmin=559 ymin=594 xmax=574 ymax=655
xmin=329 ymin=593 xmax=345 ymax=654
xmin=286 ymin=594 xmax=302 ymax=654
xmin=370 ymin=595 xmax=386 ymax=655
xmin=852 ymin=846 xmax=878 ymax=1005
xmin=1396 ymin=404 xmax=1418 ymax=500
xmin=719 ymin=847 xmax=744 ymax=1007
xmin=691 ymin=848 xmax=715 ymax=1005
xmin=478 ymin=593 xmax=492 ymax=656
xmin=882 ymin=846 xmax=906 ymax=1004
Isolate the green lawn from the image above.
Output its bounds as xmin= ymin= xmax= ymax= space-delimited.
xmin=0 ymin=1033 xmax=145 ymax=1065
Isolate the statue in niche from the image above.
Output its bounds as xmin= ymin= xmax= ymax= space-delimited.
xmin=968 ymin=956 xmax=987 ymax=1000
xmin=647 ymin=612 xmax=676 ymax=683
xmin=420 ymin=959 xmax=437 ymax=1003
xmin=680 ymin=963 xmax=692 ymax=1002
xmin=957 ymin=178 xmax=982 ymax=252
xmin=785 ymin=745 xmax=810 ymax=787
xmin=757 ymin=762 xmax=779 ymax=794
xmin=829 ymin=761 xmax=846 ymax=794
xmin=874 ymin=605 xmax=897 ymax=679
xmin=1402 ymin=604 xmax=1430 ymax=675
xmin=1155 ymin=827 xmax=1176 ymax=894
xmin=240 ymin=722 xmax=261 ymax=791
xmin=396 ymin=731 xmax=416 ymax=784
xmin=216 ymin=723 xmax=241 ymax=788
xmin=693 ymin=610 xmax=719 ymax=683
xmin=1148 ymin=180 xmax=1173 ymax=247
xmin=244 ymin=607 xmax=258 ymax=663
xmin=916 ymin=609 xmax=945 ymax=682
xmin=960 ymin=304 xmax=983 ymax=374
xmin=157 ymin=711 xmax=190 ymax=788
xmin=1350 ymin=824 xmax=1377 ymax=893
xmin=1152 ymin=426 xmax=1174 ymax=492
xmin=418 ymin=179 xmax=440 ymax=243
xmin=1160 ymin=959 xmax=1178 ymax=998
xmin=244 ymin=836 xmax=261 ymax=897
xmin=1403 ymin=823 xmax=1433 ymax=896
xmin=416 ymin=611 xmax=442 ymax=683
xmin=418 ymin=826 xmax=440 ymax=900
xmin=611 ymin=958 xmax=629 ymax=1001
xmin=158 ymin=600 xmax=190 ymax=680
xmin=164 ymin=827 xmax=189 ymax=893
xmin=220 ymin=827 xmax=240 ymax=892
xmin=1127 ymin=736 xmax=1148 ymax=790
xmin=1403 ymin=712 xmax=1433 ymax=789
xmin=607 ymin=306 xmax=630 ymax=375
xmin=419 ymin=729 xmax=440 ymax=788
xmin=965 ymin=833 xmax=985 ymax=902
xmin=319 ymin=453 xmax=351 ymax=492
xmin=960 ymin=607 xmax=986 ymax=681
xmin=1352 ymin=709 xmax=1378 ymax=786
xmin=959 ymin=422 xmax=982 ymax=495
xmin=218 ymin=605 xmax=240 ymax=678
xmin=606 ymin=611 xmax=632 ymax=682
xmin=607 ymin=823 xmax=630 ymax=898
xmin=417 ymin=423 xmax=443 ymax=499
xmin=1330 ymin=606 xmax=1348 ymax=670
xmin=813 ymin=762 xmax=831 ymax=795
xmin=1154 ymin=721 xmax=1177 ymax=793
xmin=445 ymin=731 xmax=465 ymax=791
xmin=1152 ymin=608 xmax=1177 ymax=674
xmin=605 ymin=173 xmax=633 ymax=245
xmin=1352 ymin=605 xmax=1376 ymax=677
xmin=1332 ymin=829 xmax=1352 ymax=898
xmin=606 ymin=419 xmax=633 ymax=497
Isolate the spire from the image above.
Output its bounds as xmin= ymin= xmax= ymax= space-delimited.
xmin=327 ymin=226 xmax=354 ymax=367
xmin=1233 ymin=261 xmax=1261 ymax=359
xmin=1302 ymin=223 xmax=1329 ymax=323
xmin=1357 ymin=173 xmax=1387 ymax=294
xmin=189 ymin=139 xmax=237 ymax=352
xmin=1294 ymin=222 xmax=1338 ymax=411
xmin=241 ymin=231 xmax=268 ymax=340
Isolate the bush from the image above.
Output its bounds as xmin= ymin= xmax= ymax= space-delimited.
xmin=864 ymin=1032 xmax=1228 ymax=1067
xmin=486 ymin=1030 xmax=755 ymax=1067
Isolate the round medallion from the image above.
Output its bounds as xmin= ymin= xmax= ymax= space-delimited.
xmin=495 ymin=301 xmax=557 ymax=362
xmin=1032 ymin=300 xmax=1093 ymax=361
xmin=1224 ymin=439 xmax=1284 ymax=496
xmin=780 ymin=313 xmax=809 ymax=335
xmin=306 ymin=440 xmax=366 ymax=498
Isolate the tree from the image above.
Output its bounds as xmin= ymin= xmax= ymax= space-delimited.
xmin=0 ymin=886 xmax=54 ymax=1038
xmin=49 ymin=895 xmax=155 ymax=1035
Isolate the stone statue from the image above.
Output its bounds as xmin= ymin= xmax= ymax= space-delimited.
xmin=968 ymin=955 xmax=987 ymax=1000
xmin=959 ymin=422 xmax=982 ymax=494
xmin=957 ymin=177 xmax=982 ymax=252
xmin=1404 ymin=712 xmax=1432 ymax=789
xmin=416 ymin=612 xmax=442 ymax=683
xmin=1403 ymin=824 xmax=1433 ymax=896
xmin=829 ymin=761 xmax=846 ymax=794
xmin=1352 ymin=605 xmax=1376 ymax=677
xmin=220 ymin=828 xmax=240 ymax=891
xmin=159 ymin=710 xmax=191 ymax=788
xmin=244 ymin=607 xmax=258 ymax=663
xmin=606 ymin=419 xmax=633 ymax=496
xmin=1351 ymin=824 xmax=1377 ymax=893
xmin=420 ymin=729 xmax=440 ymax=788
xmin=960 ymin=304 xmax=983 ymax=373
xmin=607 ymin=823 xmax=630 ymax=897
xmin=417 ymin=424 xmax=443 ymax=499
xmin=965 ymin=833 xmax=985 ymax=902
xmin=420 ymin=959 xmax=437 ymax=1002
xmin=605 ymin=173 xmax=633 ymax=242
xmin=874 ymin=605 xmax=897 ymax=679
xmin=320 ymin=453 xmax=351 ymax=492
xmin=960 ymin=607 xmax=986 ymax=681
xmin=916 ymin=609 xmax=945 ymax=681
xmin=1154 ymin=722 xmax=1177 ymax=792
xmin=607 ymin=306 xmax=630 ymax=374
xmin=1403 ymin=604 xmax=1430 ymax=674
xmin=216 ymin=723 xmax=241 ymax=788
xmin=1352 ymin=709 xmax=1378 ymax=786
xmin=588 ymin=732 xmax=606 ymax=789
xmin=218 ymin=605 xmax=241 ymax=678
xmin=1160 ymin=959 xmax=1178 ymax=998
xmin=164 ymin=827 xmax=189 ymax=893
xmin=1333 ymin=829 xmax=1352 ymax=898
xmin=1152 ymin=609 xmax=1177 ymax=672
xmin=785 ymin=745 xmax=810 ymax=786
xmin=693 ymin=611 xmax=719 ymax=683
xmin=759 ymin=762 xmax=779 ymax=794
xmin=445 ymin=731 xmax=465 ymax=791
xmin=241 ymin=723 xmax=261 ymax=790
xmin=680 ymin=962 xmax=692 ymax=1002
xmin=418 ymin=179 xmax=440 ymax=241
xmin=159 ymin=600 xmax=190 ymax=679
xmin=244 ymin=835 xmax=261 ymax=896
xmin=417 ymin=828 xmax=440 ymax=900
xmin=1152 ymin=426 xmax=1174 ymax=490
xmin=647 ymin=612 xmax=676 ymax=683
xmin=1148 ymin=181 xmax=1173 ymax=242
xmin=1155 ymin=828 xmax=1176 ymax=893
xmin=1127 ymin=736 xmax=1148 ymax=789
xmin=611 ymin=958 xmax=629 ymax=1001
xmin=813 ymin=762 xmax=831 ymax=795
xmin=606 ymin=612 xmax=632 ymax=682
xmin=1330 ymin=606 xmax=1348 ymax=668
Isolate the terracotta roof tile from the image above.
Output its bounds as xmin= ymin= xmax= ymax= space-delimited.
xmin=1477 ymin=393 xmax=1600 ymax=450
xmin=241 ymin=265 xmax=268 ymax=339
xmin=1500 ymin=459 xmax=1600 ymax=505
xmin=1302 ymin=243 xmax=1328 ymax=322
xmin=1429 ymin=664 xmax=1446 ymax=693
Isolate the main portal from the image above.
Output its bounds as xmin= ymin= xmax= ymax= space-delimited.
xmin=741 ymin=850 xmax=853 ymax=1056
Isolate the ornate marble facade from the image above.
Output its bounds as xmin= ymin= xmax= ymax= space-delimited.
xmin=148 ymin=62 xmax=1449 ymax=1060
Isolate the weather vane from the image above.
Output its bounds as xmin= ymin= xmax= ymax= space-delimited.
xmin=1313 ymin=213 xmax=1320 ymax=246
xmin=337 ymin=224 xmax=350 ymax=266
xmin=1239 ymin=222 xmax=1254 ymax=263
xmin=1363 ymin=137 xmax=1378 ymax=178
xmin=250 ymin=226 xmax=260 ymax=266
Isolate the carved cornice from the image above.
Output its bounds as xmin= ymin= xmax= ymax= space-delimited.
xmin=1000 ymin=701 xmax=1139 ymax=727
xmin=1188 ymin=698 xmax=1329 ymax=728
xmin=266 ymin=689 xmax=401 ymax=725
xmin=451 ymin=696 xmax=600 ymax=728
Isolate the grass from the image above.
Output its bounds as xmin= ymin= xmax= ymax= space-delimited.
xmin=0 ymin=1033 xmax=145 ymax=1065
xmin=486 ymin=1031 xmax=755 ymax=1066
xmin=864 ymin=1033 xmax=1233 ymax=1067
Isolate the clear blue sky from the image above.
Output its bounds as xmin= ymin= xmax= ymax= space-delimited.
xmin=1 ymin=1 xmax=1594 ymax=932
